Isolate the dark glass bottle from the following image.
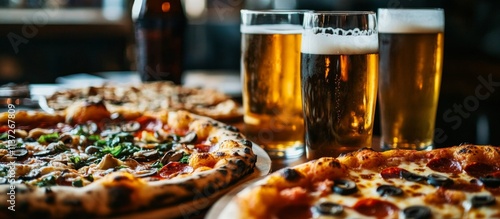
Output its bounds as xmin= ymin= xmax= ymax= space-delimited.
xmin=132 ymin=0 xmax=187 ymax=84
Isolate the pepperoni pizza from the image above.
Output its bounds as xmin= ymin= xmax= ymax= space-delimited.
xmin=226 ymin=145 xmax=500 ymax=219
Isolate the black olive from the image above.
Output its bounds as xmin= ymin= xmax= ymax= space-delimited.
xmin=427 ymin=173 xmax=453 ymax=187
xmin=403 ymin=206 xmax=432 ymax=219
xmin=58 ymin=134 xmax=73 ymax=144
xmin=33 ymin=150 xmax=52 ymax=157
xmin=224 ymin=125 xmax=239 ymax=132
xmin=313 ymin=202 xmax=344 ymax=216
xmin=471 ymin=195 xmax=496 ymax=208
xmin=11 ymin=148 xmax=28 ymax=158
xmin=241 ymin=139 xmax=253 ymax=147
xmin=179 ymin=132 xmax=197 ymax=144
xmin=401 ymin=171 xmax=427 ymax=182
xmin=85 ymin=146 xmax=101 ymax=155
xmin=281 ymin=168 xmax=302 ymax=182
xmin=121 ymin=121 xmax=141 ymax=132
xmin=244 ymin=147 xmax=251 ymax=154
xmin=333 ymin=179 xmax=357 ymax=195
xmin=376 ymin=185 xmax=403 ymax=197
xmin=479 ymin=176 xmax=500 ymax=188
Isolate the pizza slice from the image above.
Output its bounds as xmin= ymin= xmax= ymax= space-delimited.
xmin=225 ymin=145 xmax=500 ymax=219
xmin=44 ymin=81 xmax=242 ymax=121
xmin=0 ymin=100 xmax=256 ymax=218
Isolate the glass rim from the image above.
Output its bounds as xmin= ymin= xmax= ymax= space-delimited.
xmin=378 ymin=8 xmax=444 ymax=12
xmin=304 ymin=11 xmax=376 ymax=15
xmin=240 ymin=9 xmax=313 ymax=15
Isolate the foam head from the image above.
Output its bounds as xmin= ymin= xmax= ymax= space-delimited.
xmin=378 ymin=9 xmax=444 ymax=33
xmin=301 ymin=28 xmax=378 ymax=55
xmin=240 ymin=24 xmax=303 ymax=34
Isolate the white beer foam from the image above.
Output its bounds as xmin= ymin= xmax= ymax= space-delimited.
xmin=378 ymin=9 xmax=444 ymax=33
xmin=301 ymin=29 xmax=378 ymax=55
xmin=240 ymin=24 xmax=303 ymax=34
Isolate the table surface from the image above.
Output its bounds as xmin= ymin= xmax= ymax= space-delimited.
xmin=10 ymin=70 xmax=382 ymax=218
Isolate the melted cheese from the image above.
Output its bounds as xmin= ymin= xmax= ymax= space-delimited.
xmin=314 ymin=160 xmax=500 ymax=219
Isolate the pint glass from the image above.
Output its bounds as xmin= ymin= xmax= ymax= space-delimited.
xmin=378 ymin=9 xmax=444 ymax=150
xmin=301 ymin=12 xmax=379 ymax=160
xmin=240 ymin=10 xmax=307 ymax=158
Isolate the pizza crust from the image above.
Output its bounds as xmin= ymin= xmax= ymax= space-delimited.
xmin=0 ymin=110 xmax=64 ymax=128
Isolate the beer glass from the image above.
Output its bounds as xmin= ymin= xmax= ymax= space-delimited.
xmin=240 ymin=10 xmax=308 ymax=158
xmin=378 ymin=9 xmax=444 ymax=150
xmin=301 ymin=11 xmax=379 ymax=160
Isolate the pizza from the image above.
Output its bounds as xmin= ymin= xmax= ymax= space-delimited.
xmin=225 ymin=145 xmax=500 ymax=219
xmin=43 ymin=81 xmax=242 ymax=121
xmin=0 ymin=100 xmax=257 ymax=218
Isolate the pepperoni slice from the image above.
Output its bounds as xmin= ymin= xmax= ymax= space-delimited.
xmin=464 ymin=162 xmax=498 ymax=178
xmin=135 ymin=115 xmax=155 ymax=126
xmin=380 ymin=167 xmax=407 ymax=180
xmin=158 ymin=162 xmax=193 ymax=179
xmin=0 ymin=125 xmax=9 ymax=133
xmin=427 ymin=158 xmax=462 ymax=174
xmin=445 ymin=180 xmax=482 ymax=192
xmin=135 ymin=116 xmax=162 ymax=131
xmin=194 ymin=144 xmax=212 ymax=153
xmin=352 ymin=198 xmax=399 ymax=218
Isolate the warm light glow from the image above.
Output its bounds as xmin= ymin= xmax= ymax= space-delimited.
xmin=340 ymin=55 xmax=348 ymax=81
xmin=325 ymin=57 xmax=330 ymax=80
xmin=162 ymin=2 xmax=171 ymax=12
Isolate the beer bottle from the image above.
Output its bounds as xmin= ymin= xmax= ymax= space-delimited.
xmin=132 ymin=0 xmax=187 ymax=84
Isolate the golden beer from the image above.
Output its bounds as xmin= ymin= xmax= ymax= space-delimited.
xmin=378 ymin=9 xmax=444 ymax=150
xmin=241 ymin=25 xmax=304 ymax=158
xmin=301 ymin=31 xmax=379 ymax=160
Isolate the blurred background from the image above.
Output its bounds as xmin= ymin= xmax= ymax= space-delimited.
xmin=0 ymin=0 xmax=499 ymax=147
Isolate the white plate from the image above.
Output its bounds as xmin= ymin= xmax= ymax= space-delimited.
xmin=205 ymin=173 xmax=267 ymax=219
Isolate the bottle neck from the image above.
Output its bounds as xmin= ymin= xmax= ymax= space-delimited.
xmin=133 ymin=0 xmax=186 ymax=20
